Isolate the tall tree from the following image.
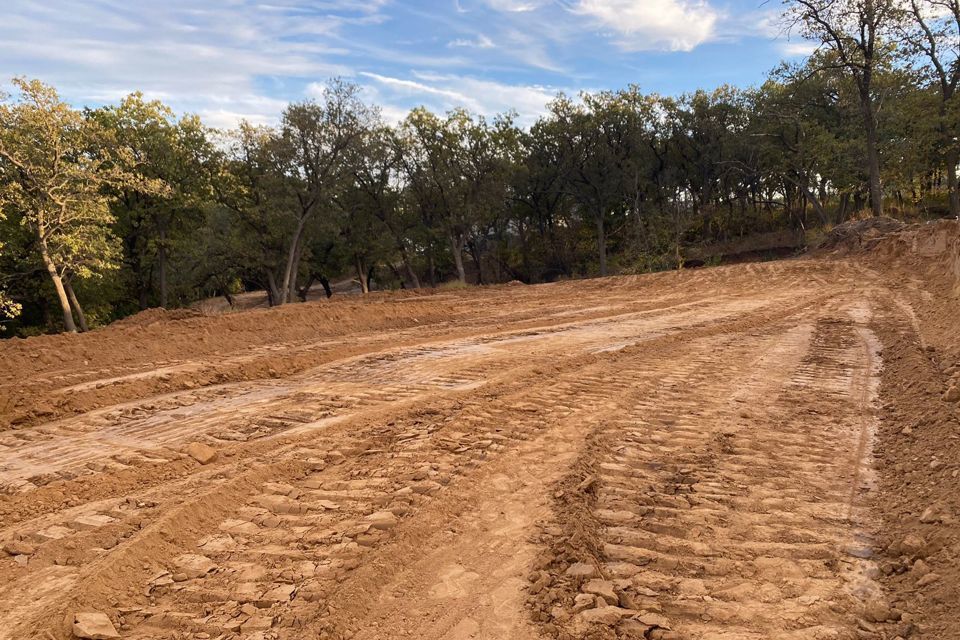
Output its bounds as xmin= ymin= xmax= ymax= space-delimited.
xmin=0 ymin=79 xmax=155 ymax=332
xmin=276 ymin=79 xmax=374 ymax=303
xmin=786 ymin=0 xmax=900 ymax=216
xmin=902 ymin=0 xmax=960 ymax=215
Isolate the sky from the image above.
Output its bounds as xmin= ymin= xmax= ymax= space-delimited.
xmin=0 ymin=0 xmax=817 ymax=129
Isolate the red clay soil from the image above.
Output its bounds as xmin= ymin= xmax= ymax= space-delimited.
xmin=0 ymin=221 xmax=958 ymax=640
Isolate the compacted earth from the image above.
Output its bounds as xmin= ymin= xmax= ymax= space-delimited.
xmin=1 ymin=221 xmax=959 ymax=640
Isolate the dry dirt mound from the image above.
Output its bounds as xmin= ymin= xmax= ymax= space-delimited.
xmin=818 ymin=216 xmax=906 ymax=252
xmin=110 ymin=307 xmax=204 ymax=328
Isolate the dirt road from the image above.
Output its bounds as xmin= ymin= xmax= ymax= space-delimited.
xmin=2 ymin=234 xmax=959 ymax=640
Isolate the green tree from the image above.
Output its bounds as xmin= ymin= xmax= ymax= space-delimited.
xmin=785 ymin=0 xmax=901 ymax=217
xmin=0 ymin=78 xmax=154 ymax=332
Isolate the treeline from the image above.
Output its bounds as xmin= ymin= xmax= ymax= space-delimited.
xmin=0 ymin=0 xmax=958 ymax=335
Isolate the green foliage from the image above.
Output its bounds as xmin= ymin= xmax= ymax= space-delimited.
xmin=2 ymin=4 xmax=960 ymax=336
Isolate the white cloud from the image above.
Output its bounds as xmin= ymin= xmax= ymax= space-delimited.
xmin=448 ymin=34 xmax=496 ymax=49
xmin=0 ymin=0 xmax=368 ymax=126
xmin=781 ymin=41 xmax=819 ymax=57
xmin=572 ymin=0 xmax=719 ymax=52
xmin=358 ymin=71 xmax=562 ymax=126
xmin=484 ymin=0 xmax=549 ymax=12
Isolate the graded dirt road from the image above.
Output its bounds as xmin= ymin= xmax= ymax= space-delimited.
xmin=2 ymin=224 xmax=959 ymax=640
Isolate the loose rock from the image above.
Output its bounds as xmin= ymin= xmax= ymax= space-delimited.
xmin=72 ymin=612 xmax=121 ymax=639
xmin=186 ymin=442 xmax=218 ymax=465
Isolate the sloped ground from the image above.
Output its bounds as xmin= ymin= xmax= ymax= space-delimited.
xmin=0 ymin=223 xmax=958 ymax=640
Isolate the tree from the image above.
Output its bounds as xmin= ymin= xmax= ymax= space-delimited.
xmin=92 ymin=94 xmax=215 ymax=309
xmin=345 ymin=124 xmax=422 ymax=289
xmin=0 ymin=209 xmax=21 ymax=327
xmin=214 ymin=122 xmax=292 ymax=306
xmin=0 ymin=78 xmax=155 ymax=332
xmin=275 ymin=79 xmax=374 ymax=303
xmin=785 ymin=0 xmax=900 ymax=216
xmin=902 ymin=0 xmax=960 ymax=215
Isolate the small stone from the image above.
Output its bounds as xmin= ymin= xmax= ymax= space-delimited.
xmin=572 ymin=593 xmax=595 ymax=613
xmin=943 ymin=386 xmax=960 ymax=402
xmin=186 ymin=442 xmax=218 ymax=464
xmin=900 ymin=534 xmax=926 ymax=557
xmin=365 ymin=511 xmax=399 ymax=530
xmin=635 ymin=613 xmax=671 ymax=629
xmin=582 ymin=579 xmax=618 ymax=605
xmin=578 ymin=606 xmax=631 ymax=625
xmin=72 ymin=612 xmax=121 ymax=639
xmin=919 ymin=507 xmax=941 ymax=524
xmin=917 ymin=572 xmax=941 ymax=587
xmin=172 ymin=554 xmax=217 ymax=579
xmin=411 ymin=480 xmax=441 ymax=495
xmin=3 ymin=540 xmax=36 ymax=556
xmin=565 ymin=562 xmax=598 ymax=579
xmin=240 ymin=615 xmax=274 ymax=631
xmin=864 ymin=600 xmax=893 ymax=623
xmin=260 ymin=584 xmax=295 ymax=603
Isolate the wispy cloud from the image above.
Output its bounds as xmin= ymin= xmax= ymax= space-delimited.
xmin=0 ymin=0 xmax=373 ymax=126
xmin=0 ymin=0 xmax=807 ymax=129
xmin=572 ymin=0 xmax=719 ymax=52
xmin=356 ymin=71 xmax=563 ymax=126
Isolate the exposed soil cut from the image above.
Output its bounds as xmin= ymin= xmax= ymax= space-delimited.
xmin=2 ymin=221 xmax=959 ymax=640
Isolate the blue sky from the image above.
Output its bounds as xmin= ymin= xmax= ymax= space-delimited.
xmin=0 ymin=0 xmax=816 ymax=128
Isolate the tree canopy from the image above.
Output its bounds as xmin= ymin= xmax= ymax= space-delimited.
xmin=1 ymin=0 xmax=958 ymax=335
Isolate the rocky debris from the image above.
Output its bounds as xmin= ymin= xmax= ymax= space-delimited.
xmin=863 ymin=599 xmax=900 ymax=623
xmin=898 ymin=534 xmax=927 ymax=557
xmin=942 ymin=385 xmax=960 ymax=402
xmin=919 ymin=506 xmax=941 ymax=524
xmin=240 ymin=614 xmax=275 ymax=631
xmin=411 ymin=480 xmax=441 ymax=495
xmin=365 ymin=510 xmax=399 ymax=530
xmin=71 ymin=514 xmax=117 ymax=531
xmin=572 ymin=593 xmax=595 ymax=613
xmin=72 ymin=612 xmax=121 ymax=639
xmin=577 ymin=605 xmax=633 ymax=625
xmin=917 ymin=572 xmax=942 ymax=587
xmin=2 ymin=539 xmax=36 ymax=556
xmin=564 ymin=562 xmax=598 ymax=580
xmin=260 ymin=583 xmax=296 ymax=603
xmin=581 ymin=579 xmax=618 ymax=606
xmin=186 ymin=442 xmax=218 ymax=464
xmin=255 ymin=494 xmax=307 ymax=515
xmin=172 ymin=553 xmax=217 ymax=580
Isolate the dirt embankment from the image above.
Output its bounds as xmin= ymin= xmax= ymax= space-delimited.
xmin=854 ymin=220 xmax=960 ymax=639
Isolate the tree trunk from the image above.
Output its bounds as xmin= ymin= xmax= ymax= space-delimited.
xmin=266 ymin=270 xmax=282 ymax=307
xmin=448 ymin=233 xmax=466 ymax=284
xmin=427 ymin=251 xmax=437 ymax=287
xmin=946 ymin=147 xmax=960 ymax=217
xmin=287 ymin=233 xmax=304 ymax=303
xmin=860 ymin=93 xmax=883 ymax=217
xmin=158 ymin=226 xmax=169 ymax=308
xmin=281 ymin=218 xmax=307 ymax=304
xmin=468 ymin=241 xmax=483 ymax=285
xmin=797 ymin=181 xmax=829 ymax=226
xmin=63 ymin=278 xmax=89 ymax=332
xmin=596 ymin=212 xmax=607 ymax=277
xmin=398 ymin=246 xmax=420 ymax=289
xmin=39 ymin=241 xmax=76 ymax=333
xmin=355 ymin=254 xmax=369 ymax=293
